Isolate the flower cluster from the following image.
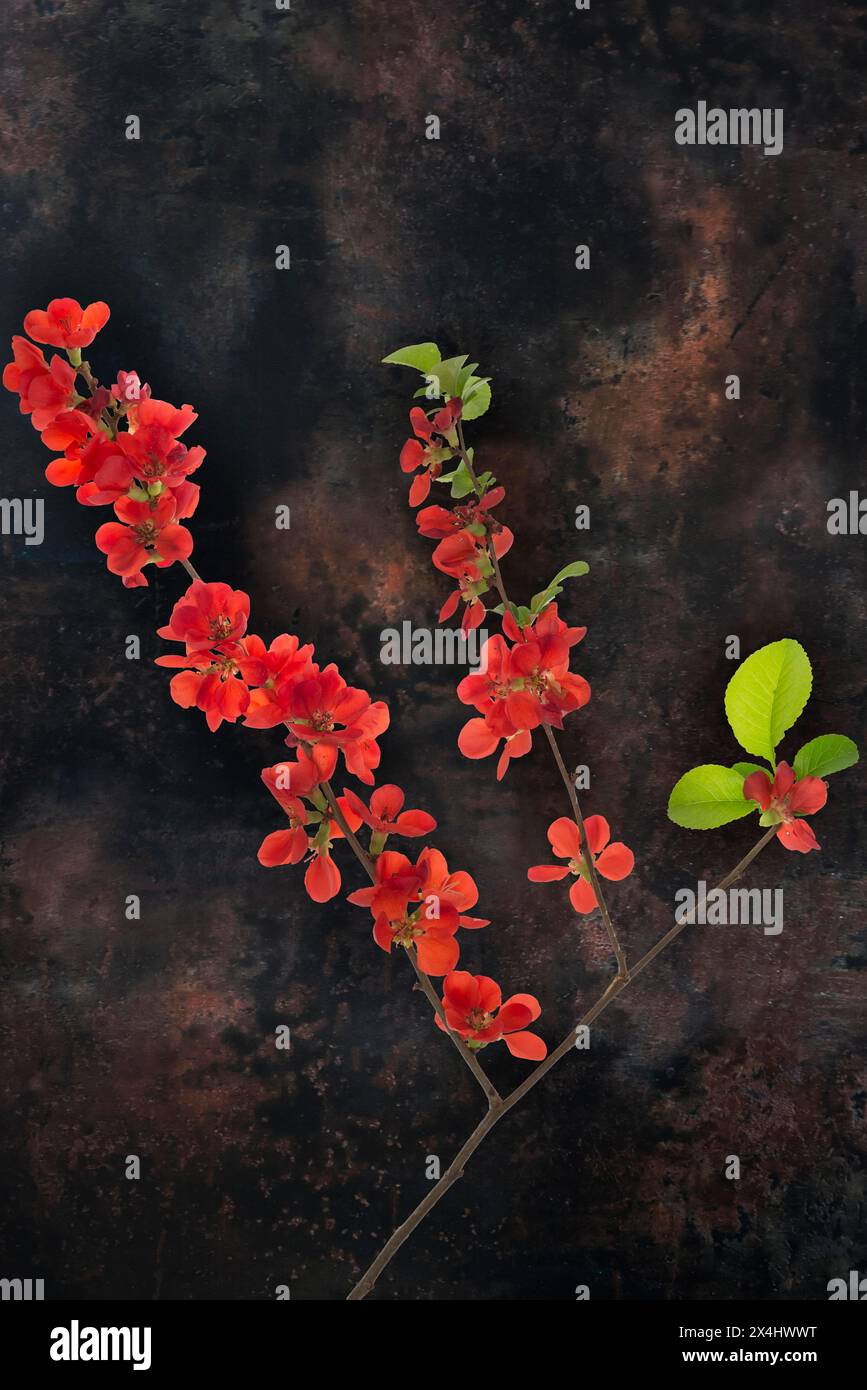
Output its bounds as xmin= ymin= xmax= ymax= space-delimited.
xmin=387 ymin=358 xmax=636 ymax=929
xmin=456 ymin=606 xmax=591 ymax=780
xmin=4 ymin=298 xmax=202 ymax=587
xmin=4 ymin=300 xmax=547 ymax=1063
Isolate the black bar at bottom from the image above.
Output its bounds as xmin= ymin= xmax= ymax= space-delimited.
xmin=0 ymin=1298 xmax=861 ymax=1376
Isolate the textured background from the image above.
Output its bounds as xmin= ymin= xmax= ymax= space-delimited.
xmin=1 ymin=0 xmax=865 ymax=1301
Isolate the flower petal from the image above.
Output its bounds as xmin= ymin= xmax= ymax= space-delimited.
xmin=503 ymin=1030 xmax=547 ymax=1060
xmin=547 ymin=817 xmax=581 ymax=859
xmin=527 ymin=864 xmax=570 ymax=881
xmin=569 ymin=877 xmax=598 ymax=914
xmin=595 ymin=842 xmax=634 ymax=881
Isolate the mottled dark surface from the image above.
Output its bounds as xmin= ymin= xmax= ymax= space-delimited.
xmin=1 ymin=0 xmax=865 ymax=1302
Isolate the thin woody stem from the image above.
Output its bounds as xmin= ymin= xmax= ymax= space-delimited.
xmin=180 ymin=556 xmax=204 ymax=584
xmin=455 ymin=420 xmax=627 ymax=978
xmin=346 ymin=827 xmax=778 ymax=1299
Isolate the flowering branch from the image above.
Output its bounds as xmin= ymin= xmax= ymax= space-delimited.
xmin=453 ymin=418 xmax=629 ymax=980
xmin=347 ymin=826 xmax=780 ymax=1299
xmin=4 ymin=307 xmax=858 ymax=1305
xmin=183 ymin=532 xmax=500 ymax=1100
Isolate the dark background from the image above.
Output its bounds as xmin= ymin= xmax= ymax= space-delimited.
xmin=1 ymin=0 xmax=865 ymax=1301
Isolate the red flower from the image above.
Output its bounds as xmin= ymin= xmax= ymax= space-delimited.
xmin=285 ymin=665 xmax=373 ymax=780
xmin=457 ymin=649 xmax=535 ymax=779
xmin=433 ymin=526 xmax=511 ymax=579
xmin=348 ymin=848 xmax=461 ymax=972
xmin=260 ymin=753 xmax=322 ymax=807
xmin=742 ymin=762 xmax=827 ymax=853
xmin=456 ymin=634 xmax=511 ymax=712
xmin=507 ymin=633 xmax=589 ymax=730
xmin=23 ymin=298 xmax=110 ymax=350
xmin=157 ymin=580 xmax=251 ymax=651
xmin=303 ymin=845 xmax=342 ymax=903
xmin=436 ymin=972 xmax=546 ymax=1060
xmin=88 ymin=401 xmax=204 ymax=503
xmin=414 ymin=846 xmax=489 ymax=929
xmin=111 ymin=370 xmax=150 ymax=404
xmin=528 ymin=815 xmax=634 ymax=913
xmin=457 ymin=710 xmax=534 ymax=781
xmin=342 ymin=784 xmax=436 ymax=838
xmin=3 ymin=337 xmax=77 ymax=431
xmin=399 ymin=399 xmax=462 ymax=506
xmin=94 ymin=494 xmax=193 ymax=586
xmin=42 ymin=415 xmax=128 ymax=496
xmin=341 ymin=700 xmax=390 ymax=786
xmin=417 ymin=486 xmax=514 ymax=563
xmin=240 ymin=634 xmax=317 ymax=728
xmin=347 ymin=849 xmax=428 ymax=920
xmin=40 ymin=407 xmax=94 ymax=454
xmin=162 ymin=655 xmax=251 ymax=732
xmin=257 ymin=765 xmax=362 ymax=902
xmin=503 ymin=602 xmax=586 ymax=650
xmin=373 ymin=911 xmax=460 ymax=974
xmin=257 ymin=796 xmax=313 ymax=868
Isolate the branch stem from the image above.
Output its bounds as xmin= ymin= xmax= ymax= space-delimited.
xmin=346 ymin=826 xmax=778 ymax=1299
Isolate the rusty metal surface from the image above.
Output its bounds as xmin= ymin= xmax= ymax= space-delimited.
xmin=0 ymin=0 xmax=865 ymax=1299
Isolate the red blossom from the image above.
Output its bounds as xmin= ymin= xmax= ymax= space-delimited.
xmin=528 ymin=815 xmax=634 ymax=914
xmin=347 ymin=849 xmax=428 ymax=920
xmin=111 ymin=370 xmax=151 ymax=404
xmin=157 ymin=580 xmax=251 ymax=651
xmin=94 ymin=494 xmax=193 ymax=587
xmin=164 ymin=658 xmax=251 ymax=732
xmin=414 ymin=846 xmax=489 ymax=929
xmin=436 ymin=972 xmax=546 ymax=1059
xmin=240 ymin=634 xmax=317 ymax=728
xmin=3 ymin=337 xmax=77 ymax=431
xmin=23 ymin=297 xmax=110 ymax=350
xmin=742 ymin=762 xmax=827 ymax=853
xmin=399 ymin=398 xmax=463 ymax=506
xmin=260 ymin=753 xmax=322 ymax=807
xmin=347 ymin=848 xmax=461 ymax=972
xmin=341 ymin=784 xmax=436 ymax=838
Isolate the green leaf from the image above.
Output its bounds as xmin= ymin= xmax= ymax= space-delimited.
xmin=449 ymin=463 xmax=476 ymax=499
xmin=550 ymin=560 xmax=591 ymax=586
xmin=462 ymin=379 xmax=492 ymax=420
xmin=668 ymin=764 xmax=757 ymax=830
xmin=731 ymin=762 xmax=768 ymax=780
xmin=382 ymin=342 xmax=441 ymax=373
xmin=530 ymin=560 xmax=590 ymax=612
xmin=724 ymin=638 xmax=812 ymax=765
xmin=429 ymin=354 xmax=468 ymax=399
xmin=792 ymin=734 xmax=859 ymax=781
